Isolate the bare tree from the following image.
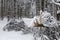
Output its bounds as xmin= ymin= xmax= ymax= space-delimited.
xmin=1 ymin=0 xmax=3 ymax=20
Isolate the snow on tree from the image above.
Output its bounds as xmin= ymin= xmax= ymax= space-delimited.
xmin=41 ymin=11 xmax=58 ymax=27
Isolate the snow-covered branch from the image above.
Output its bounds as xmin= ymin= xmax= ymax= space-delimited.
xmin=51 ymin=0 xmax=60 ymax=6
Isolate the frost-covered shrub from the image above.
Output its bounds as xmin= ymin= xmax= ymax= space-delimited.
xmin=3 ymin=20 xmax=26 ymax=31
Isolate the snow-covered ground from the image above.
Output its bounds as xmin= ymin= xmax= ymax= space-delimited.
xmin=0 ymin=18 xmax=34 ymax=40
xmin=0 ymin=31 xmax=34 ymax=40
xmin=0 ymin=17 xmax=45 ymax=40
xmin=0 ymin=16 xmax=60 ymax=40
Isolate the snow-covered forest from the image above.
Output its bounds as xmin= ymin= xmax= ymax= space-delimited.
xmin=0 ymin=0 xmax=60 ymax=40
